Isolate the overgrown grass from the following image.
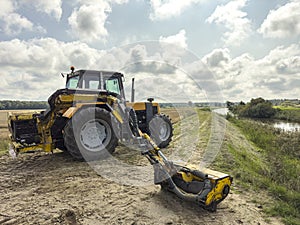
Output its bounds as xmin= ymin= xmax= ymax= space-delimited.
xmin=226 ymin=118 xmax=300 ymax=224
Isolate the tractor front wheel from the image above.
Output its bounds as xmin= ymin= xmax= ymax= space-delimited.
xmin=63 ymin=107 xmax=119 ymax=161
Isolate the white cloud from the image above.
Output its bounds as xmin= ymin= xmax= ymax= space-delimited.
xmin=258 ymin=1 xmax=300 ymax=38
xmin=110 ymin=0 xmax=128 ymax=4
xmin=202 ymin=48 xmax=231 ymax=68
xmin=0 ymin=39 xmax=210 ymax=102
xmin=158 ymin=30 xmax=189 ymax=68
xmin=0 ymin=0 xmax=15 ymax=17
xmin=68 ymin=2 xmax=111 ymax=43
xmin=159 ymin=29 xmax=187 ymax=49
xmin=76 ymin=0 xmax=128 ymax=4
xmin=206 ymin=0 xmax=252 ymax=46
xmin=149 ymin=0 xmax=206 ymax=20
xmin=276 ymin=56 xmax=300 ymax=74
xmin=0 ymin=0 xmax=48 ymax=36
xmin=1 ymin=13 xmax=33 ymax=36
xmin=0 ymin=0 xmax=33 ymax=36
xmin=0 ymin=38 xmax=108 ymax=99
xmin=1 ymin=35 xmax=299 ymax=102
xmin=24 ymin=0 xmax=63 ymax=21
xmin=0 ymin=38 xmax=110 ymax=71
xmin=202 ymin=43 xmax=300 ymax=101
xmin=68 ymin=0 xmax=129 ymax=43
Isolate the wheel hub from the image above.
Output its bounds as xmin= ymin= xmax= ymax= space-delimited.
xmin=79 ymin=119 xmax=111 ymax=152
xmin=159 ymin=122 xmax=170 ymax=141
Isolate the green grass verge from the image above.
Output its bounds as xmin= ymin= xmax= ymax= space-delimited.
xmin=223 ymin=118 xmax=300 ymax=224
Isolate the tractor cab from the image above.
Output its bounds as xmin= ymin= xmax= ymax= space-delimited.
xmin=65 ymin=69 xmax=126 ymax=100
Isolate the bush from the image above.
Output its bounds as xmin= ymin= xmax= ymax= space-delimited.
xmin=229 ymin=98 xmax=276 ymax=119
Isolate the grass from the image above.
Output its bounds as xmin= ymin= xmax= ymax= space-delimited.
xmin=273 ymin=106 xmax=300 ymax=111
xmin=223 ymin=118 xmax=300 ymax=224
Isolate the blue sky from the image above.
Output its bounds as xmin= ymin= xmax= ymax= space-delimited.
xmin=0 ymin=0 xmax=299 ymax=102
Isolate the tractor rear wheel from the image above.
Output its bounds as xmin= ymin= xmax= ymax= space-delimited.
xmin=63 ymin=107 xmax=119 ymax=161
xmin=148 ymin=114 xmax=173 ymax=148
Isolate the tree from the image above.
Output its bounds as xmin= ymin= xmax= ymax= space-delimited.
xmin=228 ymin=98 xmax=276 ymax=119
xmin=226 ymin=101 xmax=235 ymax=112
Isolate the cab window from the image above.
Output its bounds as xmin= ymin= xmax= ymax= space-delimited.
xmin=106 ymin=78 xmax=120 ymax=95
xmin=82 ymin=73 xmax=100 ymax=89
xmin=66 ymin=76 xmax=79 ymax=89
xmin=87 ymin=80 xmax=100 ymax=89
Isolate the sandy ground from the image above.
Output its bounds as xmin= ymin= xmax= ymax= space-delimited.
xmin=0 ymin=112 xmax=284 ymax=225
xmin=0 ymin=150 xmax=283 ymax=225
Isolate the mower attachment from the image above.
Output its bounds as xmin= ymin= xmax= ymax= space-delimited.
xmin=153 ymin=161 xmax=232 ymax=211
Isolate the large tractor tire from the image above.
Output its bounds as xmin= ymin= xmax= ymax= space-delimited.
xmin=63 ymin=107 xmax=119 ymax=161
xmin=148 ymin=114 xmax=173 ymax=148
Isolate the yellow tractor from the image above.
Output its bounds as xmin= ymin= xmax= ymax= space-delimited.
xmin=8 ymin=67 xmax=232 ymax=211
xmin=8 ymin=68 xmax=173 ymax=160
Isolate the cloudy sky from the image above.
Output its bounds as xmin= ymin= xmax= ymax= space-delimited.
xmin=0 ymin=0 xmax=299 ymax=102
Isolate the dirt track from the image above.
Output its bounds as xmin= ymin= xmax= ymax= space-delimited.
xmin=0 ymin=150 xmax=282 ymax=225
xmin=0 ymin=113 xmax=283 ymax=225
xmin=0 ymin=153 xmax=282 ymax=224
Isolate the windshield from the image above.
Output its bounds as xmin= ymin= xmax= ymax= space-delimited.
xmin=65 ymin=72 xmax=124 ymax=98
xmin=66 ymin=76 xmax=79 ymax=89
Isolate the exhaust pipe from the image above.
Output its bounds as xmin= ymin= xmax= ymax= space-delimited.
xmin=131 ymin=78 xmax=135 ymax=102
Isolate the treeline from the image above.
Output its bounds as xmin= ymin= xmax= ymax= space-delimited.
xmin=227 ymin=97 xmax=276 ymax=118
xmin=227 ymin=97 xmax=300 ymax=122
xmin=0 ymin=100 xmax=48 ymax=110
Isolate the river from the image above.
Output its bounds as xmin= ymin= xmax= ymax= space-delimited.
xmin=212 ymin=108 xmax=300 ymax=132
xmin=212 ymin=108 xmax=228 ymax=116
xmin=273 ymin=121 xmax=300 ymax=132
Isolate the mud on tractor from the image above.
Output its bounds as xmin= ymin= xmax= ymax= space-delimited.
xmin=7 ymin=67 xmax=232 ymax=211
